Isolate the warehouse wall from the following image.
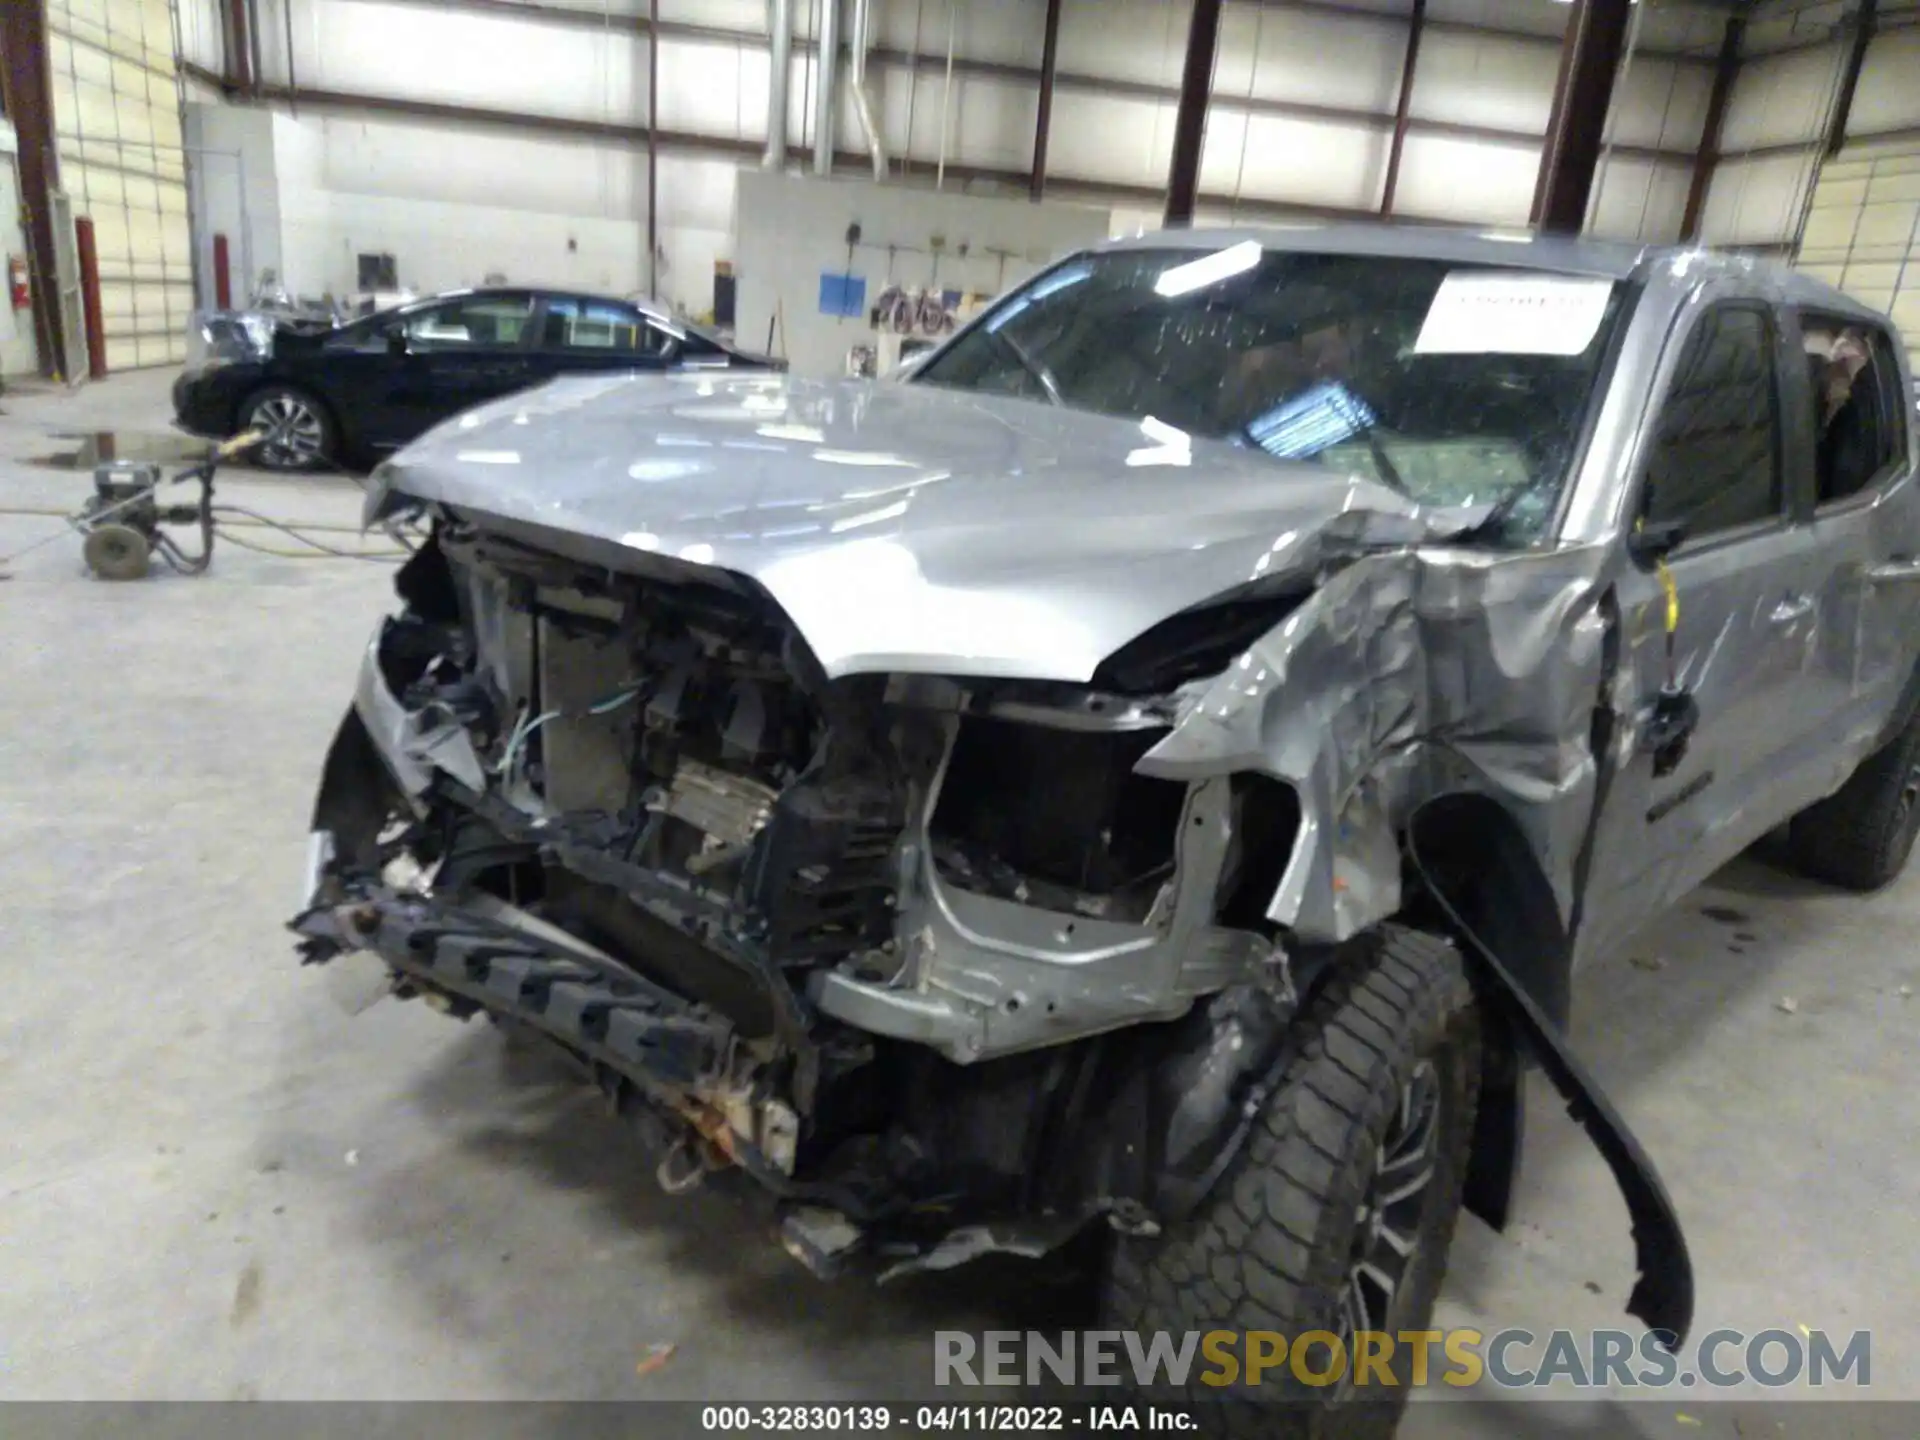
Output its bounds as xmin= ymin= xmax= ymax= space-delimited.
xmin=1797 ymin=138 xmax=1920 ymax=372
xmin=48 ymin=0 xmax=195 ymax=367
xmin=172 ymin=0 xmax=1734 ymax=314
xmin=0 ymin=124 xmax=41 ymax=379
xmin=734 ymin=169 xmax=1110 ymax=376
xmin=1701 ymin=14 xmax=1920 ymax=252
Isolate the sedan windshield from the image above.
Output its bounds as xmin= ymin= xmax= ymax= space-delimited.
xmin=912 ymin=245 xmax=1628 ymax=540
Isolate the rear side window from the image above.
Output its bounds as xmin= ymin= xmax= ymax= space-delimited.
xmin=1643 ymin=305 xmax=1783 ymax=538
xmin=541 ymin=299 xmax=671 ymax=357
xmin=1799 ymin=313 xmax=1909 ymax=504
xmin=402 ymin=294 xmax=534 ymax=349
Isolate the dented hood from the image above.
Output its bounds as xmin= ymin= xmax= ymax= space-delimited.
xmin=380 ymin=370 xmax=1458 ymax=681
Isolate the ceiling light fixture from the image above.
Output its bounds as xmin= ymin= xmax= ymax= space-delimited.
xmin=1154 ymin=240 xmax=1263 ymax=298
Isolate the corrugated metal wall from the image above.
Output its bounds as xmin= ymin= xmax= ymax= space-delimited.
xmin=169 ymin=0 xmax=1731 ymax=314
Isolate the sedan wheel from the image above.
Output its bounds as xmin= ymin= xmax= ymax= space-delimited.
xmin=244 ymin=389 xmax=331 ymax=470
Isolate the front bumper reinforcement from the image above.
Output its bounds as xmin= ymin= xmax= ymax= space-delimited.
xmin=292 ymin=888 xmax=805 ymax=1188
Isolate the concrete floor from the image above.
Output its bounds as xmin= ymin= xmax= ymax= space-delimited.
xmin=2 ymin=371 xmax=1916 ymax=1437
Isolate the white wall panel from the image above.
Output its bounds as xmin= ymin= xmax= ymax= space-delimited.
xmin=1043 ymin=90 xmax=1173 ymax=192
xmin=273 ymin=0 xmax=646 ymax=120
xmin=1213 ymin=5 xmax=1403 ymax=116
xmin=1604 ymin=57 xmax=1712 ymax=153
xmin=1408 ymin=30 xmax=1558 ymax=134
xmin=656 ymin=36 xmax=763 ymax=142
xmin=1199 ymin=111 xmax=1386 ymax=211
xmin=1587 ymin=155 xmax=1691 ymax=242
xmin=874 ymin=66 xmax=1040 ymax=177
xmin=183 ymin=0 xmax=1741 ymax=337
xmin=1741 ymin=6 xmax=1848 ymax=60
xmin=185 ymin=103 xmax=282 ymax=298
xmin=733 ymin=169 xmax=1108 ymax=376
xmin=175 ymin=0 xmax=226 ymax=74
xmin=1628 ymin=4 xmax=1731 ymax=58
xmin=1426 ymin=0 xmax=1562 ymax=42
xmin=1055 ymin=0 xmax=1190 ymax=87
xmin=1391 ymin=133 xmax=1537 ymax=224
xmin=658 ymin=0 xmax=766 ymax=29
xmin=1849 ymin=31 xmax=1920 ymax=140
xmin=871 ymin=0 xmax=1047 ymax=68
xmin=1699 ymin=152 xmax=1818 ymax=245
xmin=1719 ymin=43 xmax=1844 ymax=155
xmin=320 ymin=114 xmax=645 ymax=218
xmin=286 ymin=189 xmax=646 ymax=295
xmin=655 ymin=153 xmax=739 ymax=235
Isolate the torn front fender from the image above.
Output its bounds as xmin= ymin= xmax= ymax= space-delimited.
xmin=1137 ymin=541 xmax=1619 ymax=946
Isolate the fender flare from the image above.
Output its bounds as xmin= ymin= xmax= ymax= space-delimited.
xmin=1407 ymin=808 xmax=1695 ymax=1350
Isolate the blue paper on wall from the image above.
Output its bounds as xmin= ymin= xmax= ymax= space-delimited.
xmin=819 ymin=273 xmax=868 ymax=318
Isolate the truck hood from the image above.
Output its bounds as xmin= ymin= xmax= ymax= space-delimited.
xmin=380 ymin=371 xmax=1462 ymax=682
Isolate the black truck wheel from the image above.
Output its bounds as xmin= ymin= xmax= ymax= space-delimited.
xmin=1101 ymin=925 xmax=1480 ymax=1439
xmin=1787 ymin=706 xmax=1920 ymax=892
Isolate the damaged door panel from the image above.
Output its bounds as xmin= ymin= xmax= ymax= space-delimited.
xmin=294 ymin=228 xmax=1920 ymax=1433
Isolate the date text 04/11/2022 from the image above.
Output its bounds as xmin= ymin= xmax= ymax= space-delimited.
xmin=699 ymin=1404 xmax=1200 ymax=1432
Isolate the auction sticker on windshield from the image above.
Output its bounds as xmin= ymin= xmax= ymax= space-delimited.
xmin=1414 ymin=270 xmax=1614 ymax=356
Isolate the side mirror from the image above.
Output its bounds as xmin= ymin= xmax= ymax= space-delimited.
xmin=1628 ymin=515 xmax=1688 ymax=566
xmin=386 ymin=328 xmax=409 ymax=357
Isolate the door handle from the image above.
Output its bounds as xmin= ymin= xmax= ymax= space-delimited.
xmin=1769 ymin=594 xmax=1815 ymax=625
xmin=1865 ymin=558 xmax=1920 ymax=586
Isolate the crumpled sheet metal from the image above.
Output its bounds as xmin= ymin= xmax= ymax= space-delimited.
xmin=1140 ymin=534 xmax=1618 ymax=944
xmin=351 ymin=623 xmax=489 ymax=799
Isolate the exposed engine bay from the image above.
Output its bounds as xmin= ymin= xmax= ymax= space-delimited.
xmin=296 ymin=516 xmax=1307 ymax=1273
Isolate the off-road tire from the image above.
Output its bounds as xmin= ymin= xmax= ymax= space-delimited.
xmin=1101 ymin=925 xmax=1480 ymax=1439
xmin=1787 ymin=706 xmax=1920 ymax=892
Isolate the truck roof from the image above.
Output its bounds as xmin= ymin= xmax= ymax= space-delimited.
xmin=1099 ymin=222 xmax=1892 ymax=327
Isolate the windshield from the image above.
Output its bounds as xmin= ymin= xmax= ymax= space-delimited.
xmin=912 ymin=245 xmax=1628 ymax=540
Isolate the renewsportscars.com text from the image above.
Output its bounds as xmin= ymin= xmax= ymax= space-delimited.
xmin=933 ymin=1328 xmax=1871 ymax=1391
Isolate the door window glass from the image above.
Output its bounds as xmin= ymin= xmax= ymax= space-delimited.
xmin=401 ymin=295 xmax=534 ymax=350
xmin=541 ymin=298 xmax=671 ymax=356
xmin=1799 ymin=314 xmax=1909 ymax=504
xmin=1643 ymin=306 xmax=1783 ymax=538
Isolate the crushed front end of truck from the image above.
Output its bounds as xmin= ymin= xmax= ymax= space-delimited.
xmin=293 ymin=518 xmax=1323 ymax=1275
xmin=289 ymin=347 xmax=1700 ymax=1405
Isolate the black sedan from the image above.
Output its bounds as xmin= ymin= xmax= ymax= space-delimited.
xmin=173 ymin=287 xmax=778 ymax=471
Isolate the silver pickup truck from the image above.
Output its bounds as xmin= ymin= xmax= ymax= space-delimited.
xmin=295 ymin=224 xmax=1919 ymax=1435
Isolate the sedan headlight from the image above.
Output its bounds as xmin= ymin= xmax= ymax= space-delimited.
xmin=183 ymin=310 xmax=275 ymax=374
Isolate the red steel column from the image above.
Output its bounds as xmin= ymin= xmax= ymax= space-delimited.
xmin=1164 ymin=0 xmax=1225 ymax=226
xmin=1680 ymin=16 xmax=1742 ymax=242
xmin=1379 ymin=0 xmax=1428 ymax=216
xmin=224 ymin=0 xmax=255 ymax=91
xmin=1029 ymin=0 xmax=1064 ymax=200
xmin=1531 ymin=0 xmax=1634 ymax=234
xmin=74 ymin=216 xmax=107 ymax=378
xmin=0 ymin=0 xmax=68 ymax=378
xmin=1824 ymin=0 xmax=1877 ymax=158
xmin=213 ymin=233 xmax=234 ymax=308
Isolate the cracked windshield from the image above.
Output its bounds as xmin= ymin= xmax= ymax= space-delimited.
xmin=914 ymin=242 xmax=1627 ymax=542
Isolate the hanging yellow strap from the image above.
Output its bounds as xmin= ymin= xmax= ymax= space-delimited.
xmin=1656 ymin=555 xmax=1680 ymax=637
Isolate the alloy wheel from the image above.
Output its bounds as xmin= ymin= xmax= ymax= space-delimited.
xmin=1338 ymin=1058 xmax=1441 ymax=1343
xmin=251 ymin=395 xmax=325 ymax=467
